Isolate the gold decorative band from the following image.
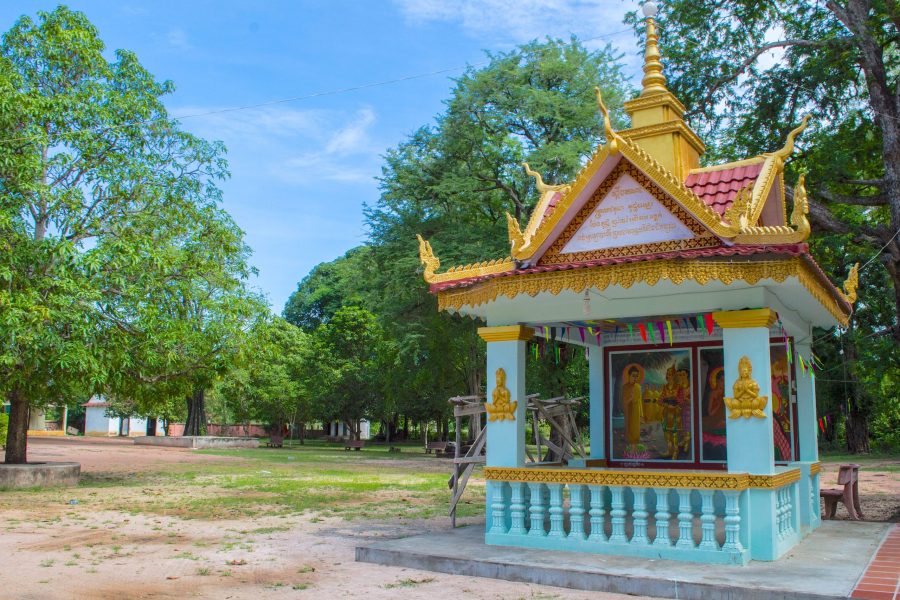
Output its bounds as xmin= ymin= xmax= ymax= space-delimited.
xmin=809 ymin=462 xmax=822 ymax=476
xmin=478 ymin=325 xmax=534 ymax=342
xmin=484 ymin=466 xmax=801 ymax=491
xmin=747 ymin=469 xmax=801 ymax=489
xmin=437 ymin=258 xmax=849 ymax=326
xmin=713 ymin=308 xmax=777 ymax=329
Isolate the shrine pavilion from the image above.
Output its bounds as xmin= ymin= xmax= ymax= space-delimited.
xmin=417 ymin=3 xmax=860 ymax=565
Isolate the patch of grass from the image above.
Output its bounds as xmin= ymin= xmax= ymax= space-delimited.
xmin=384 ymin=577 xmax=436 ymax=589
xmin=292 ymin=583 xmax=310 ymax=590
xmin=249 ymin=525 xmax=290 ymax=534
xmin=195 ymin=567 xmax=211 ymax=576
xmin=39 ymin=559 xmax=55 ymax=568
xmin=296 ymin=565 xmax=315 ymax=574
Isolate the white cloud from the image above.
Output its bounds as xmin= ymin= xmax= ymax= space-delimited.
xmin=166 ymin=28 xmax=192 ymax=51
xmin=173 ymin=104 xmax=383 ymax=186
xmin=394 ymin=0 xmax=630 ymax=44
xmin=326 ymin=108 xmax=377 ymax=155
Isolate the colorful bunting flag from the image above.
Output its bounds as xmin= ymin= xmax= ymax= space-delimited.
xmin=666 ymin=320 xmax=674 ymax=346
xmin=638 ymin=323 xmax=648 ymax=342
xmin=704 ymin=313 xmax=715 ymax=335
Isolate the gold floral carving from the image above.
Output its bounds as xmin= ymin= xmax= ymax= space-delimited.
xmin=485 ymin=368 xmax=517 ymax=422
xmin=731 ymin=174 xmax=811 ymax=244
xmin=539 ymin=161 xmax=719 ymax=265
xmin=724 ymin=356 xmax=768 ymax=419
xmin=483 ymin=466 xmax=802 ymax=491
xmin=842 ymin=262 xmax=860 ymax=305
xmin=435 ymin=257 xmax=851 ymax=326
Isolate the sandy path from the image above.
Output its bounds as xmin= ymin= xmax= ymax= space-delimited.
xmin=1 ymin=438 xmax=650 ymax=599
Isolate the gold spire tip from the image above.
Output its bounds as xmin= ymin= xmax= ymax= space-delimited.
xmin=640 ymin=2 xmax=668 ymax=97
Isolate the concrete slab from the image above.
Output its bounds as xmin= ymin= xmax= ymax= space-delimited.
xmin=356 ymin=520 xmax=891 ymax=600
xmin=133 ymin=436 xmax=259 ymax=449
xmin=0 ymin=462 xmax=80 ymax=488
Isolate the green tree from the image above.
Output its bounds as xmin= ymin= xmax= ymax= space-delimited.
xmin=637 ymin=0 xmax=900 ymax=452
xmin=362 ymin=38 xmax=631 ymax=428
xmin=0 ymin=7 xmax=254 ymax=461
xmin=216 ymin=317 xmax=310 ymax=437
xmin=307 ymin=306 xmax=384 ymax=440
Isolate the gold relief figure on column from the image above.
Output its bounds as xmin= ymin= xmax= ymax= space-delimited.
xmin=486 ymin=368 xmax=517 ymax=422
xmin=724 ymin=356 xmax=768 ymax=419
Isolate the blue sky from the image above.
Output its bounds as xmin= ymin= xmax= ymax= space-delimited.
xmin=6 ymin=1 xmax=643 ymax=312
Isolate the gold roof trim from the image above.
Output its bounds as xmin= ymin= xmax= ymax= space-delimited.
xmin=841 ymin=262 xmax=860 ymax=305
xmin=731 ymin=173 xmax=811 ymax=243
xmin=436 ymin=257 xmax=850 ymax=326
xmin=511 ymin=144 xmax=613 ymax=261
xmin=623 ymin=90 xmax=686 ymax=115
xmin=619 ymin=119 xmax=706 ymax=156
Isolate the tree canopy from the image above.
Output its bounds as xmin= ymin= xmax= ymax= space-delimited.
xmin=0 ymin=7 xmax=260 ymax=461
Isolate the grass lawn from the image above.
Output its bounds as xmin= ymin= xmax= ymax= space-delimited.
xmin=0 ymin=441 xmax=486 ymax=522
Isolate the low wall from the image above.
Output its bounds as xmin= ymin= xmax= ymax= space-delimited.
xmin=133 ymin=436 xmax=259 ymax=449
xmin=167 ymin=423 xmax=269 ymax=438
xmin=0 ymin=462 xmax=80 ymax=489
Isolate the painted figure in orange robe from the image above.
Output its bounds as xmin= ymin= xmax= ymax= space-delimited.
xmin=622 ymin=365 xmax=644 ymax=450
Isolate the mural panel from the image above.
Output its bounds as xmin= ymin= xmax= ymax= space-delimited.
xmin=698 ymin=344 xmax=795 ymax=463
xmin=609 ymin=348 xmax=694 ymax=462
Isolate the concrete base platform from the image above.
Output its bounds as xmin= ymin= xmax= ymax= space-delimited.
xmin=0 ymin=462 xmax=80 ymax=488
xmin=357 ymin=521 xmax=890 ymax=600
xmin=133 ymin=436 xmax=259 ymax=449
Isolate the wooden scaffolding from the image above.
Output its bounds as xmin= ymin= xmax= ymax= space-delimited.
xmin=447 ymin=393 xmax=586 ymax=527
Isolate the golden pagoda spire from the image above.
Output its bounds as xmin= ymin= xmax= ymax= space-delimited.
xmin=640 ymin=2 xmax=668 ymax=96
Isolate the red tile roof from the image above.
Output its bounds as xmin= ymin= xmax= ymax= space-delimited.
xmin=684 ymin=162 xmax=764 ymax=216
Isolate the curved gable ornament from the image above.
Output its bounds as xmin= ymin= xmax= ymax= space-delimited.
xmin=724 ymin=356 xmax=768 ymax=419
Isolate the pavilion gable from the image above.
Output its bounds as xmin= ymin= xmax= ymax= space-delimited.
xmin=535 ymin=157 xmax=721 ymax=266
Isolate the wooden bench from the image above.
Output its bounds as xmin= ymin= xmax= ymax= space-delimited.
xmin=344 ymin=439 xmax=365 ymax=451
xmin=266 ymin=434 xmax=284 ymax=448
xmin=821 ymin=463 xmax=863 ymax=520
xmin=425 ymin=441 xmax=449 ymax=455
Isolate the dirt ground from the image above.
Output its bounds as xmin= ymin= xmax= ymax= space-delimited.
xmin=1 ymin=438 xmax=652 ymax=600
xmin=1 ymin=438 xmax=896 ymax=600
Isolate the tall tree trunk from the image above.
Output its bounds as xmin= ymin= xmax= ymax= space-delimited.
xmin=184 ymin=388 xmax=207 ymax=436
xmin=5 ymin=389 xmax=28 ymax=464
xmin=843 ymin=335 xmax=871 ymax=453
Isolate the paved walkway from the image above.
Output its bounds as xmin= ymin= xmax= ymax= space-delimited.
xmin=853 ymin=524 xmax=900 ymax=600
xmin=358 ymin=521 xmax=892 ymax=599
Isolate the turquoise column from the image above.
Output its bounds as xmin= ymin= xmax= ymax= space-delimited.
xmin=588 ymin=344 xmax=605 ymax=460
xmin=794 ymin=339 xmax=821 ymax=533
xmin=479 ymin=325 xmax=531 ymax=540
xmin=714 ymin=308 xmax=779 ymax=561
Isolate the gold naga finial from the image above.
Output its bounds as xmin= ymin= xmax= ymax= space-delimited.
xmin=640 ymin=2 xmax=669 ymax=97
xmin=842 ymin=262 xmax=860 ymax=305
xmin=505 ymin=212 xmax=529 ymax=255
xmin=415 ymin=234 xmax=440 ymax=283
xmin=521 ymin=163 xmax=571 ymax=195
xmin=594 ymin=87 xmax=617 ymax=153
xmin=790 ymin=173 xmax=811 ymax=239
xmin=773 ymin=115 xmax=811 ymax=161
